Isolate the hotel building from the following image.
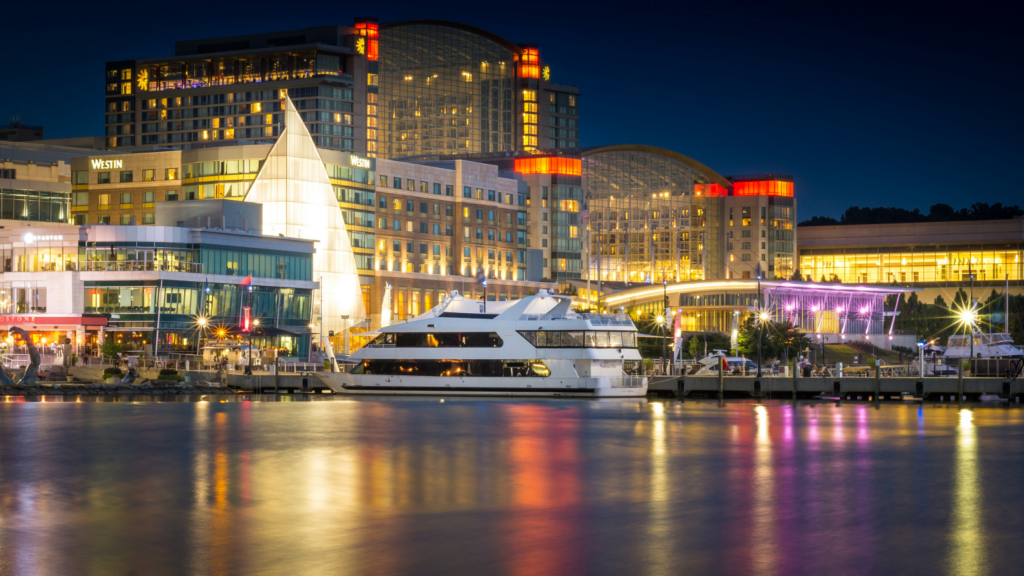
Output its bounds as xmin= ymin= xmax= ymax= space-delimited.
xmin=105 ymin=20 xmax=579 ymax=159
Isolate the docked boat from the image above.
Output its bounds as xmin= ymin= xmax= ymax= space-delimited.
xmin=315 ymin=289 xmax=647 ymax=397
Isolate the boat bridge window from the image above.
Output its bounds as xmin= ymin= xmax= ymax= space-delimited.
xmin=518 ymin=330 xmax=637 ymax=348
xmin=351 ymin=359 xmax=548 ymax=377
xmin=368 ymin=332 xmax=503 ymax=347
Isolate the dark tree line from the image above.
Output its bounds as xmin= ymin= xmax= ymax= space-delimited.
xmin=799 ymin=203 xmax=1024 ymax=227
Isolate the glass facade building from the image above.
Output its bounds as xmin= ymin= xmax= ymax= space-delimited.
xmin=375 ymin=22 xmax=518 ymax=157
xmin=0 ymin=225 xmax=317 ymax=356
xmin=797 ymin=220 xmax=1024 ymax=289
xmin=582 ymin=146 xmax=729 ymax=283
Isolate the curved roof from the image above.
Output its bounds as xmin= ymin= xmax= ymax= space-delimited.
xmin=380 ymin=20 xmax=523 ymax=56
xmin=603 ymin=280 xmax=919 ymax=307
xmin=582 ymin=144 xmax=732 ymax=190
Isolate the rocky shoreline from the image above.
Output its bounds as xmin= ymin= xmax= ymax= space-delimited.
xmin=1 ymin=379 xmax=243 ymax=397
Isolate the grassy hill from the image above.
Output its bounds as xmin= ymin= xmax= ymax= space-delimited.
xmin=823 ymin=344 xmax=902 ymax=365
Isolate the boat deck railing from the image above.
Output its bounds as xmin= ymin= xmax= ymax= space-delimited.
xmin=518 ymin=312 xmax=634 ymax=326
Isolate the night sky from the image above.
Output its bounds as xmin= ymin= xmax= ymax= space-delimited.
xmin=3 ymin=0 xmax=1020 ymax=220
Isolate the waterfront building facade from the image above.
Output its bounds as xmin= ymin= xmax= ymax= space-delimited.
xmin=0 ymin=225 xmax=316 ymax=356
xmin=596 ymin=279 xmax=918 ymax=350
xmin=797 ymin=219 xmax=1024 ymax=301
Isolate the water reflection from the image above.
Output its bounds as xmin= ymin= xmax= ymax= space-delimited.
xmin=751 ymin=405 xmax=777 ymax=575
xmin=0 ymin=399 xmax=1019 ymax=575
xmin=947 ymin=409 xmax=985 ymax=576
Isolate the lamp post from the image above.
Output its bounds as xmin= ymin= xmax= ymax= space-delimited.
xmin=662 ymin=278 xmax=668 ymax=374
xmin=247 ymin=319 xmax=259 ymax=375
xmin=245 ymin=284 xmax=254 ymax=375
xmin=756 ymin=269 xmax=763 ymax=378
xmin=195 ymin=317 xmax=207 ymax=355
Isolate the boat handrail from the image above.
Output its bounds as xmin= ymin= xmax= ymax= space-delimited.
xmin=518 ymin=312 xmax=634 ymax=326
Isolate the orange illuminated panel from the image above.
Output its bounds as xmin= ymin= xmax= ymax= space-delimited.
xmin=733 ymin=180 xmax=793 ymax=197
xmin=515 ymin=157 xmax=582 ymax=176
xmin=355 ymin=21 xmax=379 ymax=61
xmin=695 ymin=183 xmax=729 ymax=197
xmin=521 ymin=48 xmax=540 ymax=79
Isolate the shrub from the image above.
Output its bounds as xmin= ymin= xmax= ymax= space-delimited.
xmin=102 ymin=367 xmax=125 ymax=379
xmin=159 ymin=368 xmax=178 ymax=376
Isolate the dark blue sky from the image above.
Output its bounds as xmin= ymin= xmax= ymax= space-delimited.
xmin=4 ymin=0 xmax=1021 ymax=219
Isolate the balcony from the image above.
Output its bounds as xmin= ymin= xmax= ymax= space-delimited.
xmin=81 ymin=260 xmax=206 ymax=273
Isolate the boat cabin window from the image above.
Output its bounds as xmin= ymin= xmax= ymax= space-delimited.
xmin=368 ymin=332 xmax=503 ymax=348
xmin=519 ymin=330 xmax=637 ymax=348
xmin=351 ymin=358 xmax=548 ymax=377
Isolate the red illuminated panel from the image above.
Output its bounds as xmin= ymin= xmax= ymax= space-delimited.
xmin=355 ymin=22 xmax=379 ymax=61
xmin=515 ymin=157 xmax=582 ymax=176
xmin=695 ymin=183 xmax=729 ymax=197
xmin=733 ymin=180 xmax=793 ymax=197
xmin=520 ymin=48 xmax=540 ymax=79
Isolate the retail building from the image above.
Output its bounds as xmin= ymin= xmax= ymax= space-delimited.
xmin=0 ymin=224 xmax=317 ymax=356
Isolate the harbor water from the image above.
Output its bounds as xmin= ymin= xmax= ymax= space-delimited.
xmin=0 ymin=397 xmax=1022 ymax=575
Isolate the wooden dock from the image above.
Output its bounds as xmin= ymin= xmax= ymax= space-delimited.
xmin=647 ymin=374 xmax=1024 ymax=401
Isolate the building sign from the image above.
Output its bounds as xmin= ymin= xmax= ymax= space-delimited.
xmin=349 ymin=155 xmax=371 ymax=169
xmin=22 ymin=233 xmax=63 ymax=243
xmin=91 ymin=158 xmax=123 ymax=170
xmin=0 ymin=315 xmax=107 ymax=326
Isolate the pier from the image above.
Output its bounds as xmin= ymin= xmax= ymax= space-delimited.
xmin=648 ymin=373 xmax=1024 ymax=401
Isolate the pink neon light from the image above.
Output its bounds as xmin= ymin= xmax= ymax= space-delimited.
xmin=836 ymin=306 xmax=845 ymax=314
xmin=811 ymin=305 xmax=820 ymax=312
xmin=859 ymin=306 xmax=870 ymax=314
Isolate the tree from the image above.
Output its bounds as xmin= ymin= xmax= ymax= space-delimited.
xmin=737 ymin=316 xmax=810 ymax=361
xmin=791 ymin=268 xmax=803 ymax=281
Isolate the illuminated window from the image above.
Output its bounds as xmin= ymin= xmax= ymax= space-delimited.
xmin=368 ymin=74 xmax=378 ymax=86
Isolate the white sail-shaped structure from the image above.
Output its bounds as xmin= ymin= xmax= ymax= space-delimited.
xmin=244 ymin=95 xmax=365 ymax=336
xmin=380 ymin=283 xmax=392 ymax=329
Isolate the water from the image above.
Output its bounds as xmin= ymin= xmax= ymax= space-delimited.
xmin=0 ymin=397 xmax=1022 ymax=576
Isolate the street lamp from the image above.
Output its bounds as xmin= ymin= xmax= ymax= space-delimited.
xmin=661 ymin=278 xmax=669 ymax=374
xmin=195 ymin=317 xmax=207 ymax=355
xmin=756 ymin=268 xmax=763 ymax=378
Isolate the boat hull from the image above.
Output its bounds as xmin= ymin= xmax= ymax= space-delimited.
xmin=314 ymin=372 xmax=647 ymax=398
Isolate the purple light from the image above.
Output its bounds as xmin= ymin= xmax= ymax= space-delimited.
xmin=784 ymin=303 xmax=795 ymax=312
xmin=859 ymin=306 xmax=870 ymax=314
xmin=836 ymin=306 xmax=845 ymax=314
xmin=811 ymin=305 xmax=820 ymax=312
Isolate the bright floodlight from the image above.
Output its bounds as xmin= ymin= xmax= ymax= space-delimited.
xmin=860 ymin=306 xmax=870 ymax=314
xmin=835 ymin=306 xmax=845 ymax=314
xmin=758 ymin=311 xmax=770 ymax=322
xmin=784 ymin=303 xmax=795 ymax=312
xmin=656 ymin=315 xmax=665 ymax=326
xmin=957 ymin=308 xmax=978 ymax=326
xmin=197 ymin=317 xmax=207 ymax=326
xmin=811 ymin=305 xmax=820 ymax=312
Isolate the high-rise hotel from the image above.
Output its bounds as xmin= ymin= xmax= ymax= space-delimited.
xmin=105 ymin=21 xmax=579 ymax=158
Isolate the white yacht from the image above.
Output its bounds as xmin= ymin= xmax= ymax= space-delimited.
xmin=942 ymin=333 xmax=1024 ymax=358
xmin=315 ymin=290 xmax=647 ymax=397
